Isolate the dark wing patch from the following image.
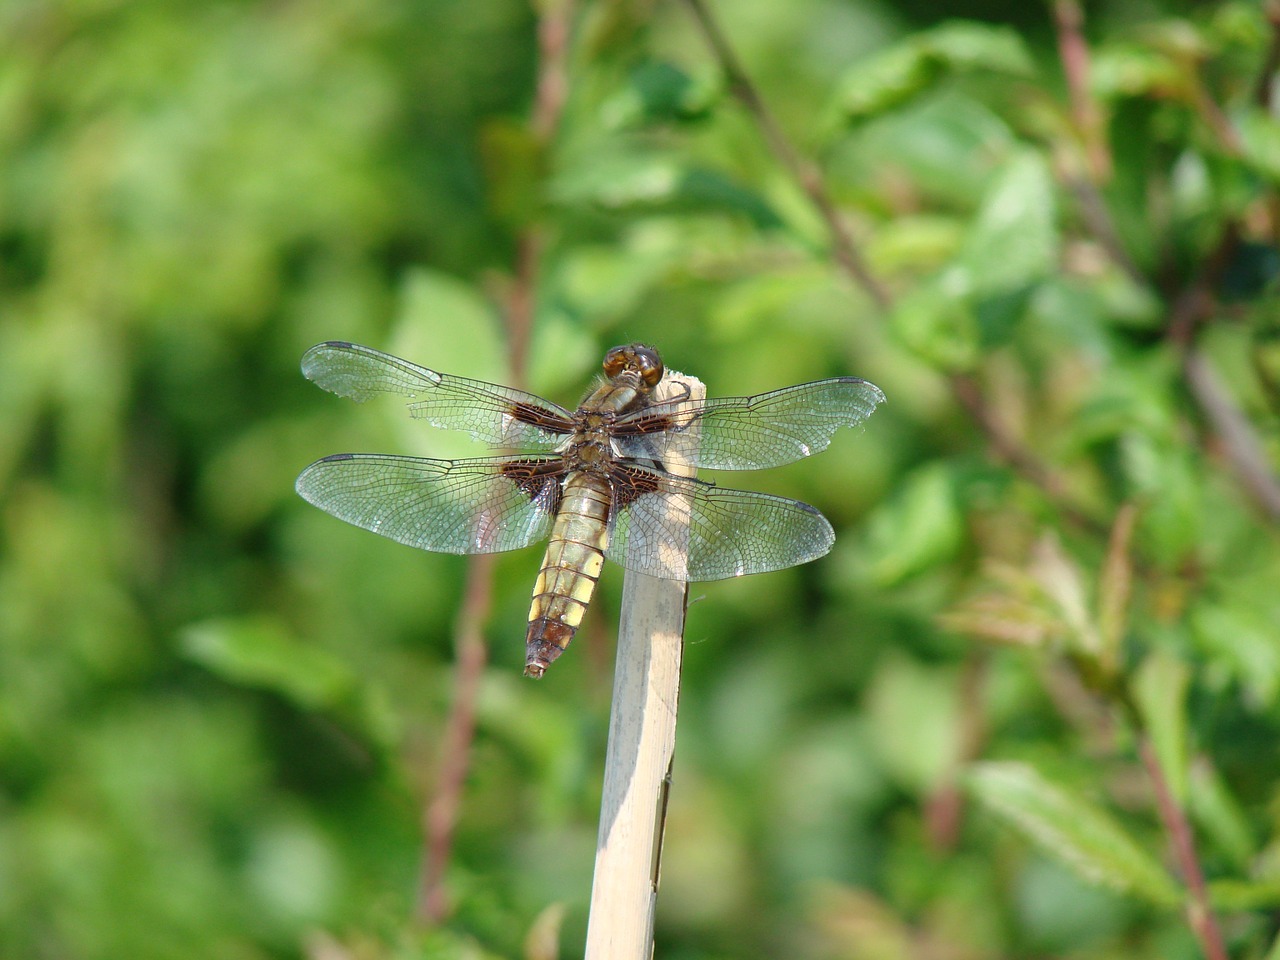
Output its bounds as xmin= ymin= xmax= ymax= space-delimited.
xmin=604 ymin=465 xmax=834 ymax=582
xmin=499 ymin=458 xmax=567 ymax=515
xmin=609 ymin=464 xmax=665 ymax=511
xmin=297 ymin=453 xmax=565 ymax=554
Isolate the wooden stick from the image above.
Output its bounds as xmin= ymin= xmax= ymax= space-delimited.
xmin=583 ymin=368 xmax=704 ymax=959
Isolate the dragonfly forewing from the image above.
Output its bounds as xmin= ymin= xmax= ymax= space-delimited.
xmin=613 ymin=377 xmax=885 ymax=471
xmin=302 ymin=341 xmax=574 ymax=451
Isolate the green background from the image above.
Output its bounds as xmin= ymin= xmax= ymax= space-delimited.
xmin=3 ymin=0 xmax=1279 ymax=957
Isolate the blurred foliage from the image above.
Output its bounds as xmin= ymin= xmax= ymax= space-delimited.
xmin=2 ymin=0 xmax=1279 ymax=958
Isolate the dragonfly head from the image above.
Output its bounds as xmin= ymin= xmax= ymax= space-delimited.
xmin=603 ymin=343 xmax=664 ymax=389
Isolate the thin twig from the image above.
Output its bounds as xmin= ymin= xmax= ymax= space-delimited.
xmin=950 ymin=374 xmax=1109 ymax=538
xmin=1137 ymin=736 xmax=1230 ymax=960
xmin=509 ymin=231 xmax=543 ymax=387
xmin=1092 ymin=517 xmax=1225 ymax=960
xmin=1165 ymin=221 xmax=1280 ymax=523
xmin=416 ymin=0 xmax=575 ymax=923
xmin=1256 ymin=1 xmax=1280 ymax=111
xmin=532 ymin=3 xmax=572 ymax=141
xmin=924 ymin=653 xmax=989 ymax=852
xmin=1052 ymin=0 xmax=1110 ymax=181
xmin=1058 ymin=166 xmax=1145 ymax=286
xmin=679 ymin=0 xmax=891 ymax=310
xmin=1189 ymin=69 xmax=1244 ymax=156
xmin=1186 ymin=349 xmax=1280 ymax=521
xmin=417 ymin=554 xmax=496 ymax=922
xmin=1256 ymin=2 xmax=1280 ymax=249
xmin=1048 ymin=1 xmax=1147 ymax=285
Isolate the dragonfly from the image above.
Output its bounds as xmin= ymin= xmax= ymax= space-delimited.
xmin=296 ymin=341 xmax=885 ymax=677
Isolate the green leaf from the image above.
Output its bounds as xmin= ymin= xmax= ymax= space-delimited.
xmin=924 ymin=20 xmax=1036 ymax=75
xmin=674 ymin=168 xmax=783 ymax=228
xmin=860 ymin=461 xmax=965 ymax=585
xmin=602 ymin=60 xmax=719 ymax=127
xmin=1207 ymin=878 xmax=1280 ymax=911
xmin=1190 ymin=596 xmax=1280 ymax=709
xmin=1189 ymin=760 xmax=1257 ymax=869
xmin=837 ymin=93 xmax=1018 ymax=206
xmin=833 ymin=20 xmax=1034 ymax=122
xmin=967 ymin=761 xmax=1182 ymax=906
xmin=866 ymin=656 xmax=962 ymax=793
xmin=886 ymin=151 xmax=1055 ymax=358
xmin=1090 ymin=43 xmax=1185 ymax=100
xmin=957 ymin=151 xmax=1057 ymax=295
xmin=392 ymin=268 xmax=505 ymax=385
xmin=889 ymin=271 xmax=979 ymax=371
xmin=1133 ymin=651 xmax=1190 ymax=803
xmin=181 ymin=616 xmax=358 ymax=709
xmin=973 ymin=288 xmax=1035 ymax=348
xmin=707 ymin=266 xmax=833 ymax=337
xmin=834 ymin=43 xmax=939 ymax=121
xmin=867 ymin=214 xmax=965 ymax=274
xmin=556 ymin=244 xmax=673 ymax=322
xmin=479 ymin=118 xmax=546 ymax=229
xmin=179 ymin=617 xmax=394 ymax=746
xmin=553 ymin=150 xmax=781 ymax=228
xmin=1239 ymin=109 xmax=1280 ymax=184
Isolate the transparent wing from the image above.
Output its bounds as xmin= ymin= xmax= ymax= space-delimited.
xmin=612 ymin=377 xmax=886 ymax=471
xmin=604 ymin=466 xmax=834 ymax=582
xmin=302 ymin=341 xmax=574 ymax=451
xmin=296 ymin=453 xmax=565 ymax=554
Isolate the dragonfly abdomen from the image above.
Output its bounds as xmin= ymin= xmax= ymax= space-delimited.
xmin=524 ymin=472 xmax=612 ymax=678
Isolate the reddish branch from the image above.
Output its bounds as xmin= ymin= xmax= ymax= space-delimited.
xmin=950 ymin=374 xmax=1108 ymax=538
xmin=1052 ymin=0 xmax=1110 ymax=181
xmin=417 ymin=554 xmax=496 ymax=921
xmin=1167 ymin=221 xmax=1280 ymax=523
xmin=1137 ymin=737 xmax=1229 ymax=960
xmin=679 ymin=0 xmax=890 ymax=310
xmin=1049 ymin=0 xmax=1146 ymax=285
xmin=509 ymin=232 xmax=544 ymax=387
xmin=531 ymin=5 xmax=571 ymax=141
xmin=1254 ymin=1 xmax=1280 ymax=110
xmin=1186 ymin=350 xmax=1280 ymax=520
xmin=924 ymin=654 xmax=990 ymax=852
xmin=1257 ymin=3 xmax=1280 ymax=251
xmin=416 ymin=0 xmax=574 ymax=924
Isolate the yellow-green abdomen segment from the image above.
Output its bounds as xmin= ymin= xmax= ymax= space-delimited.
xmin=524 ymin=472 xmax=611 ymax=677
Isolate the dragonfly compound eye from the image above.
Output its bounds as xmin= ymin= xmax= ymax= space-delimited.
xmin=633 ymin=345 xmax=664 ymax=387
xmin=602 ymin=346 xmax=628 ymax=379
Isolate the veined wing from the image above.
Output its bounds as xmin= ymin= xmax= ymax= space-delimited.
xmin=302 ymin=341 xmax=574 ymax=451
xmin=604 ymin=466 xmax=834 ymax=582
xmin=612 ymin=377 xmax=885 ymax=471
xmin=296 ymin=453 xmax=565 ymax=554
